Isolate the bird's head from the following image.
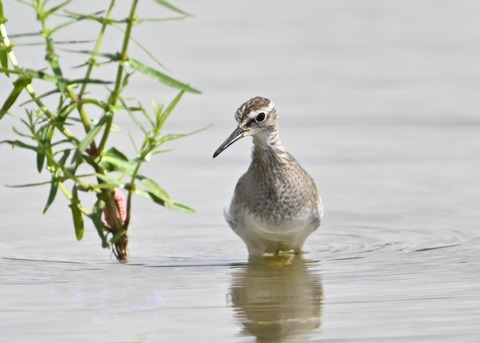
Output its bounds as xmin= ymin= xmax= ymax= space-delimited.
xmin=213 ymin=96 xmax=278 ymax=158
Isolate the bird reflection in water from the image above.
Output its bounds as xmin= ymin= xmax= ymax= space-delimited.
xmin=229 ymin=255 xmax=323 ymax=342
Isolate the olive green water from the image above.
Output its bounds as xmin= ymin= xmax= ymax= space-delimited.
xmin=1 ymin=1 xmax=480 ymax=342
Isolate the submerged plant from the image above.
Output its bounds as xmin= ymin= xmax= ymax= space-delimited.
xmin=0 ymin=0 xmax=200 ymax=262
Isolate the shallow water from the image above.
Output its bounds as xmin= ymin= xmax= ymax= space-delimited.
xmin=1 ymin=1 xmax=480 ymax=342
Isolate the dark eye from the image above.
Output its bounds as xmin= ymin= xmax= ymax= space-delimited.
xmin=256 ymin=112 xmax=266 ymax=122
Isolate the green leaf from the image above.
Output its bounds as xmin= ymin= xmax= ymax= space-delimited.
xmin=20 ymin=68 xmax=110 ymax=85
xmin=99 ymin=147 xmax=136 ymax=174
xmin=1 ymin=139 xmax=38 ymax=152
xmin=138 ymin=103 xmax=155 ymax=127
xmin=36 ymin=124 xmax=52 ymax=172
xmin=0 ymin=76 xmax=32 ymax=120
xmin=123 ymin=58 xmax=201 ymax=94
xmin=128 ymin=132 xmax=139 ymax=153
xmin=104 ymin=147 xmax=128 ymax=161
xmin=109 ymin=229 xmax=126 ymax=245
xmin=167 ymin=201 xmax=195 ymax=214
xmin=160 ymin=127 xmax=207 ymax=147
xmin=57 ymin=101 xmax=77 ymax=121
xmin=58 ymin=48 xmax=117 ymax=60
xmin=47 ymin=57 xmax=67 ymax=94
xmin=120 ymin=97 xmax=147 ymax=134
xmin=93 ymin=173 xmax=125 ymax=189
xmin=50 ymin=18 xmax=77 ymax=35
xmin=129 ymin=35 xmax=170 ymax=72
xmin=43 ymin=169 xmax=62 ymax=214
xmin=151 ymin=148 xmax=173 ymax=155
xmin=89 ymin=183 xmax=119 ymax=190
xmin=36 ymin=149 xmax=45 ymax=172
xmin=5 ymin=180 xmax=53 ymax=188
xmin=70 ymin=185 xmax=84 ymax=241
xmin=54 ymin=39 xmax=94 ymax=45
xmin=155 ymin=132 xmax=192 ymax=146
xmin=136 ymin=189 xmax=195 ymax=213
xmin=0 ymin=49 xmax=8 ymax=76
xmin=23 ymin=69 xmax=58 ymax=83
xmin=91 ymin=198 xmax=109 ymax=248
xmin=68 ymin=78 xmax=112 ymax=85
xmin=158 ymin=90 xmax=185 ymax=129
xmin=0 ymin=67 xmax=18 ymax=75
xmin=0 ymin=1 xmax=8 ymax=24
xmin=136 ymin=16 xmax=189 ymax=24
xmin=43 ymin=0 xmax=72 ymax=19
xmin=19 ymin=88 xmax=59 ymax=106
xmin=140 ymin=177 xmax=170 ymax=201
xmin=77 ymin=113 xmax=109 ymax=153
xmin=58 ymin=148 xmax=71 ymax=165
xmin=135 ymin=179 xmax=195 ymax=213
xmin=152 ymin=0 xmax=191 ymax=17
xmin=100 ymin=155 xmax=136 ymax=174
xmin=12 ymin=126 xmax=32 ymax=139
xmin=62 ymin=10 xmax=119 ymax=25
xmin=121 ymin=71 xmax=133 ymax=90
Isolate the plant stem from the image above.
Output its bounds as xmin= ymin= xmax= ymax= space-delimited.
xmin=0 ymin=23 xmax=78 ymax=143
xmin=36 ymin=1 xmax=88 ymax=132
xmin=122 ymin=158 xmax=142 ymax=230
xmin=0 ymin=22 xmax=19 ymax=66
xmin=97 ymin=0 xmax=139 ymax=154
xmin=92 ymin=0 xmax=141 ymax=261
xmin=76 ymin=0 xmax=116 ymax=134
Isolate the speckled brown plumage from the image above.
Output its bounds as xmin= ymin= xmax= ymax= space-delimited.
xmin=213 ymin=96 xmax=323 ymax=256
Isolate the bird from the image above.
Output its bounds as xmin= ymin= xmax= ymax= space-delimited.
xmin=213 ymin=96 xmax=323 ymax=256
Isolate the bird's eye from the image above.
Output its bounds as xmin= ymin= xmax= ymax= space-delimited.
xmin=256 ymin=112 xmax=266 ymax=122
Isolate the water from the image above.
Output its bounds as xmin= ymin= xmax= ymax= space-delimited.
xmin=1 ymin=1 xmax=480 ymax=342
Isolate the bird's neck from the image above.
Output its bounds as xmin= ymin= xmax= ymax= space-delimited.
xmin=251 ymin=131 xmax=289 ymax=166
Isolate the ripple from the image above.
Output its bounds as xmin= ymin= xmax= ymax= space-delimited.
xmin=311 ymin=223 xmax=478 ymax=261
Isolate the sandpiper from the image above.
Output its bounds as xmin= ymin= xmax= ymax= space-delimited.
xmin=213 ymin=96 xmax=323 ymax=256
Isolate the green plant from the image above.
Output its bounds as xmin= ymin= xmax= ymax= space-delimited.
xmin=0 ymin=0 xmax=200 ymax=262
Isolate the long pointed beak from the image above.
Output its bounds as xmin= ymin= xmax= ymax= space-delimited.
xmin=213 ymin=126 xmax=248 ymax=158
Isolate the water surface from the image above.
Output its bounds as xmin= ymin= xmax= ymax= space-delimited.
xmin=1 ymin=1 xmax=480 ymax=342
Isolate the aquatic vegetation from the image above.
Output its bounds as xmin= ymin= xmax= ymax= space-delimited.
xmin=0 ymin=0 xmax=200 ymax=262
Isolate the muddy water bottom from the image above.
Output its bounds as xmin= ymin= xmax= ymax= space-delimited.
xmin=1 ymin=225 xmax=479 ymax=343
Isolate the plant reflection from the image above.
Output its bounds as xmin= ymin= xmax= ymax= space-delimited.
xmin=229 ymin=255 xmax=323 ymax=342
